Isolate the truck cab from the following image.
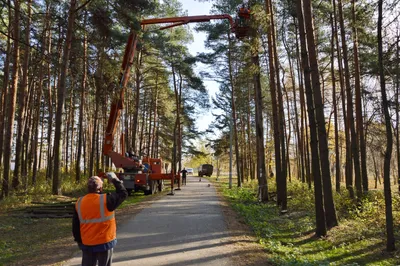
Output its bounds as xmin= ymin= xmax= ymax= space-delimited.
xmin=198 ymin=164 xmax=213 ymax=177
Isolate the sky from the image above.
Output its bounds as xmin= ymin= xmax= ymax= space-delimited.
xmin=179 ymin=0 xmax=220 ymax=132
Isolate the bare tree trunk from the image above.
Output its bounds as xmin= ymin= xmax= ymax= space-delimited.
xmin=265 ymin=0 xmax=282 ymax=204
xmin=378 ymin=0 xmax=395 ymax=251
xmin=251 ymin=32 xmax=268 ymax=202
xmin=13 ymin=0 xmax=31 ymax=190
xmin=269 ymin=0 xmax=287 ymax=209
xmin=352 ymin=0 xmax=368 ymax=193
xmin=283 ymin=83 xmax=291 ymax=183
xmin=297 ymin=0 xmax=327 ymax=236
xmin=151 ymin=90 xmax=159 ymax=158
xmin=132 ymin=50 xmax=143 ymax=152
xmin=247 ymin=87 xmax=255 ymax=180
xmin=331 ymin=0 xmax=341 ymax=193
xmin=285 ymin=24 xmax=302 ymax=183
xmin=334 ymin=7 xmax=352 ymax=198
xmin=338 ymin=0 xmax=361 ymax=197
xmin=46 ymin=24 xmax=56 ymax=181
xmin=396 ymin=32 xmax=400 ymax=193
xmin=65 ymin=93 xmax=73 ymax=173
xmin=52 ymin=0 xmax=77 ymax=195
xmin=372 ymin=150 xmax=379 ymax=189
xmin=295 ymin=21 xmax=307 ymax=184
xmin=0 ymin=1 xmax=12 ymax=166
xmin=227 ymin=32 xmax=241 ymax=187
xmin=2 ymin=0 xmax=20 ymax=198
xmin=304 ymin=0 xmax=338 ymax=229
xmin=76 ymin=9 xmax=88 ymax=182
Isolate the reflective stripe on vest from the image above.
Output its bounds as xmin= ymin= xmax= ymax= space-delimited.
xmin=76 ymin=194 xmax=115 ymax=224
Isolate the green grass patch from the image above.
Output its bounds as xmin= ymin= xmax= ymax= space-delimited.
xmin=212 ymin=176 xmax=400 ymax=266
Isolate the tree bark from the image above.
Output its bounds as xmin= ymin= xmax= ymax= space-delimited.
xmin=303 ymin=0 xmax=338 ymax=229
xmin=227 ymin=32 xmax=241 ymax=187
xmin=2 ymin=0 xmax=20 ymax=198
xmin=264 ymin=0 xmax=281 ymax=204
xmin=396 ymin=32 xmax=400 ymax=193
xmin=13 ymin=0 xmax=32 ymax=190
xmin=331 ymin=0 xmax=341 ymax=193
xmin=297 ymin=0 xmax=327 ymax=236
xmin=132 ymin=50 xmax=143 ymax=152
xmin=52 ymin=0 xmax=77 ymax=195
xmin=0 ymin=0 xmax=12 ymax=167
xmin=251 ymin=33 xmax=268 ymax=202
xmin=338 ymin=0 xmax=361 ymax=197
xmin=378 ymin=0 xmax=395 ymax=251
xmin=76 ymin=9 xmax=88 ymax=182
xmin=352 ymin=0 xmax=368 ymax=193
xmin=270 ymin=0 xmax=287 ymax=209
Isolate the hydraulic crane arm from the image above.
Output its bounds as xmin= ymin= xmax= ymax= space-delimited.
xmin=103 ymin=32 xmax=138 ymax=156
xmin=102 ymin=10 xmax=250 ymax=162
xmin=141 ymin=14 xmax=235 ymax=31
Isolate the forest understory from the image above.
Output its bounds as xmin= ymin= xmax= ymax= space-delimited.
xmin=1 ymin=173 xmax=399 ymax=265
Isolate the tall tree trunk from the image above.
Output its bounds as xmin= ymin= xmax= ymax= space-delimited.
xmin=2 ymin=0 xmax=20 ymax=198
xmin=334 ymin=0 xmax=352 ymax=197
xmin=132 ymin=50 xmax=143 ymax=152
xmin=252 ymin=35 xmax=268 ymax=202
xmin=46 ymin=24 xmax=56 ymax=181
xmin=295 ymin=20 xmax=307 ymax=184
xmin=285 ymin=25 xmax=302 ymax=183
xmin=247 ymin=87 xmax=254 ymax=180
xmin=0 ymin=1 xmax=12 ymax=166
xmin=13 ymin=0 xmax=31 ymax=190
xmin=270 ymin=0 xmax=287 ymax=209
xmin=52 ymin=0 xmax=77 ymax=195
xmin=265 ymin=0 xmax=280 ymax=204
xmin=378 ymin=0 xmax=395 ymax=251
xmin=396 ymin=32 xmax=400 ymax=193
xmin=303 ymin=0 xmax=338 ymax=229
xmin=76 ymin=9 xmax=88 ymax=182
xmin=227 ymin=32 xmax=241 ymax=187
xmin=297 ymin=0 xmax=327 ymax=236
xmin=331 ymin=0 xmax=341 ymax=193
xmin=352 ymin=0 xmax=368 ymax=193
xmin=338 ymin=0 xmax=361 ymax=197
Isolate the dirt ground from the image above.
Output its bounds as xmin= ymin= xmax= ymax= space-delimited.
xmin=16 ymin=188 xmax=271 ymax=266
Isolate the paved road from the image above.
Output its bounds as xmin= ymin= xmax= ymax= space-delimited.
xmin=65 ymin=175 xmax=235 ymax=266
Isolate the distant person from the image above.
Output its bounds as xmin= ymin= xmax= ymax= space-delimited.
xmin=181 ymin=168 xmax=188 ymax=185
xmin=72 ymin=173 xmax=128 ymax=266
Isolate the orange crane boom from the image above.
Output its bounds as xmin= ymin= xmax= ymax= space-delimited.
xmin=103 ymin=13 xmax=249 ymax=159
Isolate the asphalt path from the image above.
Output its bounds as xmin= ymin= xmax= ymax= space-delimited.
xmin=65 ymin=175 xmax=235 ymax=266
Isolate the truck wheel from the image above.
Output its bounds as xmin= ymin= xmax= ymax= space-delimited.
xmin=144 ymin=189 xmax=151 ymax=195
xmin=127 ymin=189 xmax=132 ymax=196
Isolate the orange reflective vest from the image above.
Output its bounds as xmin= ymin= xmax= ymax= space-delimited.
xmin=76 ymin=194 xmax=116 ymax=246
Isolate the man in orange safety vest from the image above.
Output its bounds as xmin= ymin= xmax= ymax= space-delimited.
xmin=72 ymin=173 xmax=128 ymax=266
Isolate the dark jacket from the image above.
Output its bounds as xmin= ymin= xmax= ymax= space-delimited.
xmin=72 ymin=178 xmax=128 ymax=251
xmin=181 ymin=169 xmax=187 ymax=178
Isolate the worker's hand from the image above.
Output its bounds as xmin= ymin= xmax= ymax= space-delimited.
xmin=106 ymin=172 xmax=118 ymax=183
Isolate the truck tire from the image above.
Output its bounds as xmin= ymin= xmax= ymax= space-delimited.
xmin=127 ymin=189 xmax=133 ymax=196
